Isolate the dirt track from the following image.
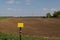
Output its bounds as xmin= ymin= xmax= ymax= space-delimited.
xmin=0 ymin=18 xmax=60 ymax=37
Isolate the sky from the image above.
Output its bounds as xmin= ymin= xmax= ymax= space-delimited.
xmin=0 ymin=0 xmax=60 ymax=16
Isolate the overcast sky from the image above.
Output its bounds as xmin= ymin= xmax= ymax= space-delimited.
xmin=0 ymin=0 xmax=60 ymax=16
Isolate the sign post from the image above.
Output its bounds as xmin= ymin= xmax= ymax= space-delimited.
xmin=18 ymin=23 xmax=24 ymax=40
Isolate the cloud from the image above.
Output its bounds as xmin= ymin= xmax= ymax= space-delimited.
xmin=7 ymin=8 xmax=16 ymax=12
xmin=51 ymin=8 xmax=60 ymax=11
xmin=42 ymin=8 xmax=51 ymax=14
xmin=43 ymin=8 xmax=60 ymax=11
xmin=7 ymin=8 xmax=23 ymax=13
xmin=25 ymin=0 xmax=31 ymax=5
xmin=6 ymin=0 xmax=20 ymax=4
xmin=42 ymin=8 xmax=60 ymax=15
xmin=6 ymin=0 xmax=14 ymax=4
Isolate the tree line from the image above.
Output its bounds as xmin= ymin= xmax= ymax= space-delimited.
xmin=46 ymin=11 xmax=60 ymax=18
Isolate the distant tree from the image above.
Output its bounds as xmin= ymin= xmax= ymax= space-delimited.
xmin=46 ymin=13 xmax=51 ymax=18
xmin=53 ymin=11 xmax=60 ymax=18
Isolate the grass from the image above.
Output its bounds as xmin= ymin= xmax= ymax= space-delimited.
xmin=0 ymin=32 xmax=60 ymax=40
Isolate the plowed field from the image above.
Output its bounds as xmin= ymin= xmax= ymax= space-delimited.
xmin=0 ymin=17 xmax=60 ymax=37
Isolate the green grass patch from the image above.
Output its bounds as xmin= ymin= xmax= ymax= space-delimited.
xmin=0 ymin=32 xmax=60 ymax=40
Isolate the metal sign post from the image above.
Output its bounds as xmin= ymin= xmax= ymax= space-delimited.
xmin=18 ymin=23 xmax=24 ymax=40
xmin=19 ymin=27 xmax=22 ymax=40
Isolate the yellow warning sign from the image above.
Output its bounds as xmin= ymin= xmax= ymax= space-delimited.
xmin=18 ymin=23 xmax=24 ymax=28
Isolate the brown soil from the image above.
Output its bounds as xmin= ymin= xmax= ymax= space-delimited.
xmin=0 ymin=17 xmax=60 ymax=37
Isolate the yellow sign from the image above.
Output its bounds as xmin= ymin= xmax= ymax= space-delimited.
xmin=18 ymin=23 xmax=24 ymax=28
